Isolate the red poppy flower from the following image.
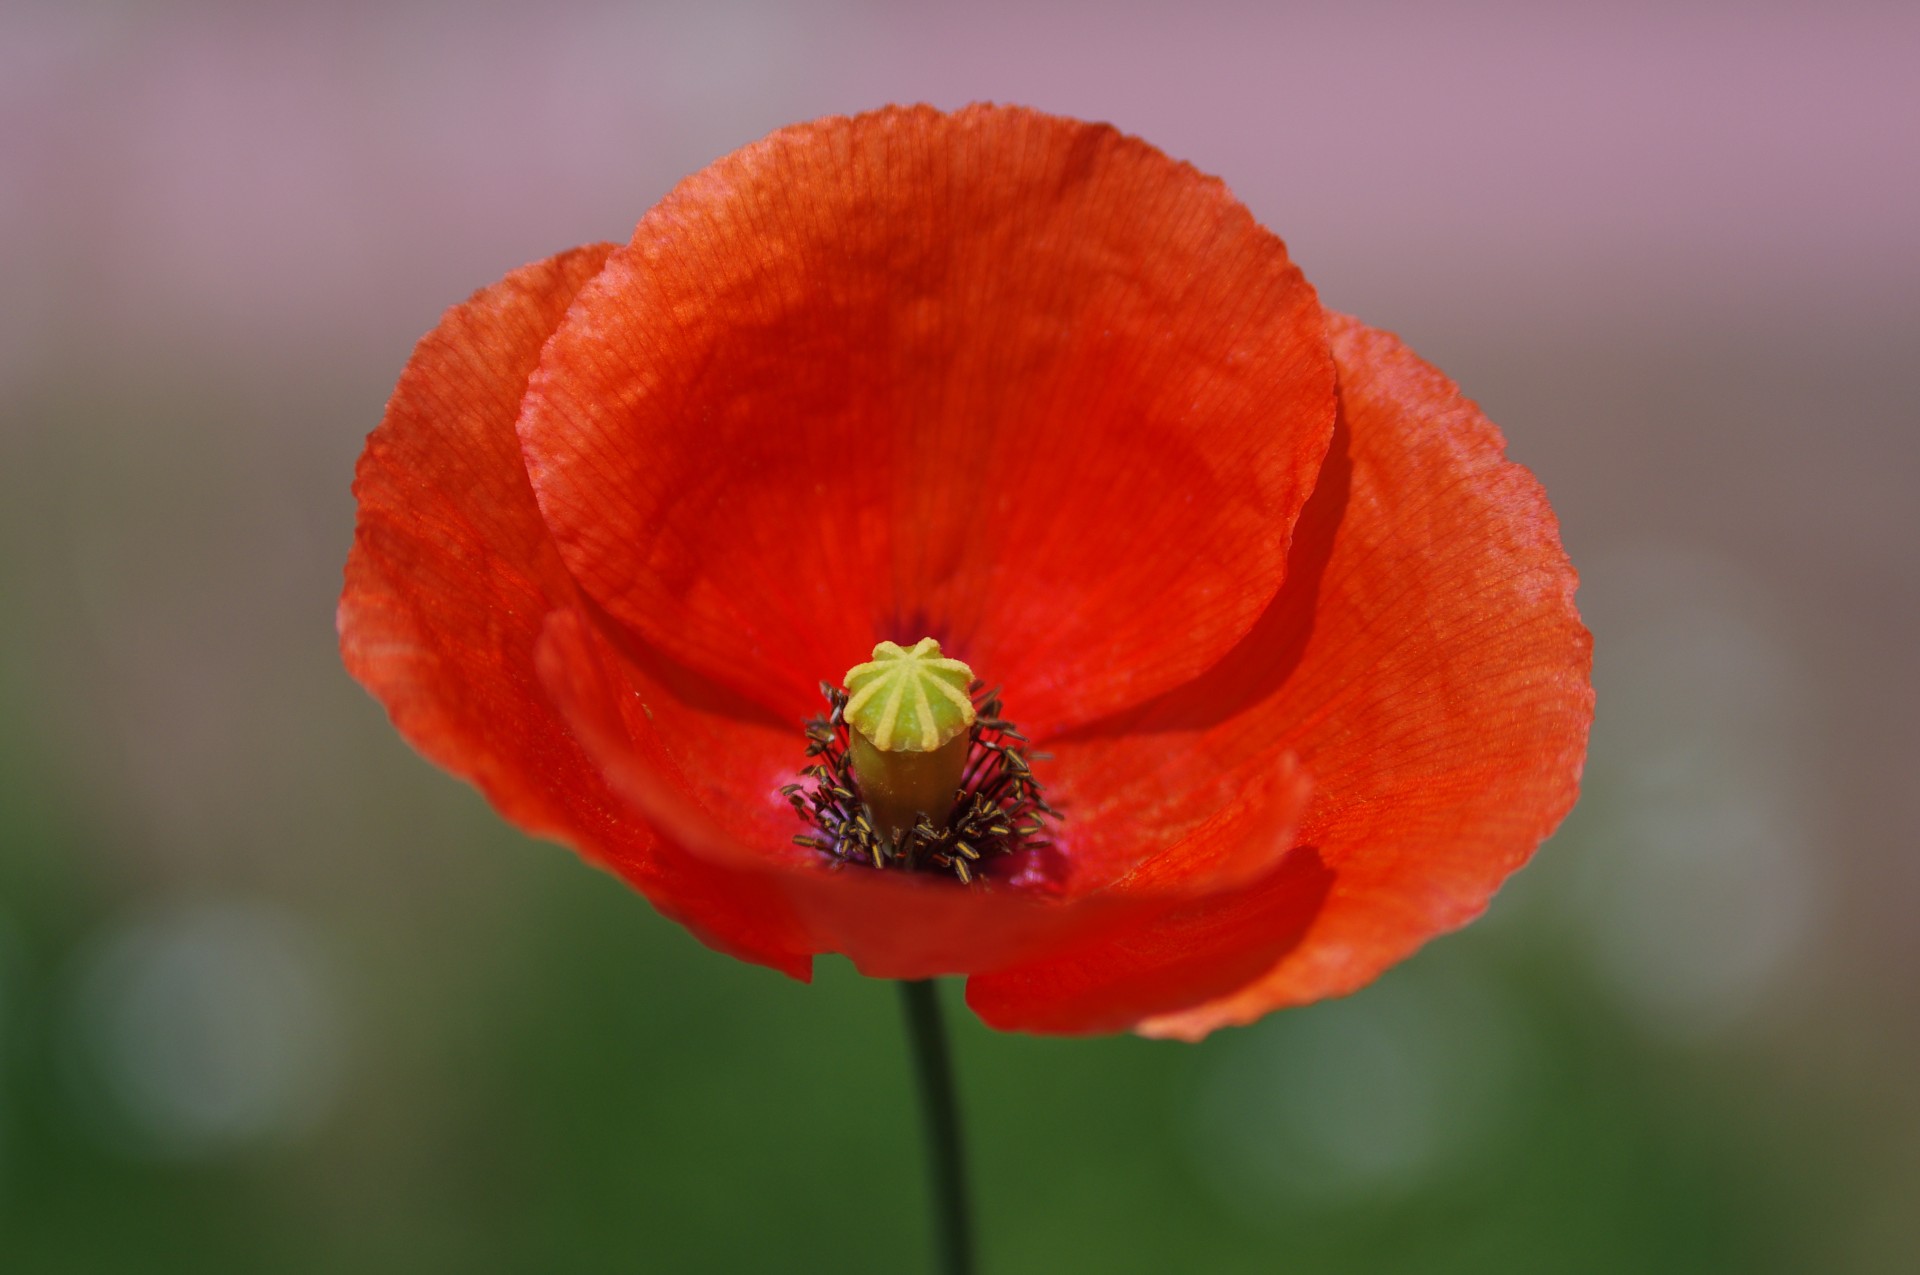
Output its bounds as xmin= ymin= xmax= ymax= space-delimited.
xmin=340 ymin=105 xmax=1591 ymax=1038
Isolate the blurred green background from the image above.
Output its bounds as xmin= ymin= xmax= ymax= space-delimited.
xmin=4 ymin=3 xmax=1917 ymax=1272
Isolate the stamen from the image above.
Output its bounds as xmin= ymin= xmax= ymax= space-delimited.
xmin=787 ymin=673 xmax=1061 ymax=885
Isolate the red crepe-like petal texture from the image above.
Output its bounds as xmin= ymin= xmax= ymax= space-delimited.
xmin=966 ymin=780 xmax=1330 ymax=1035
xmin=975 ymin=314 xmax=1592 ymax=1037
xmin=964 ymin=851 xmax=1332 ymax=1037
xmin=535 ymin=607 xmax=1318 ymax=981
xmin=1031 ymin=720 xmax=1311 ymax=899
xmin=337 ymin=246 xmax=812 ymax=978
xmin=519 ymin=104 xmax=1333 ymax=734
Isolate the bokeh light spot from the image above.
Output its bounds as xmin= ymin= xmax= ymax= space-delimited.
xmin=64 ymin=897 xmax=345 ymax=1159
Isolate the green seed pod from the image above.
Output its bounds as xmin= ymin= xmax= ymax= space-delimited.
xmin=842 ymin=639 xmax=976 ymax=845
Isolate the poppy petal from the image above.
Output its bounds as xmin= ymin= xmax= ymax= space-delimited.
xmin=965 ymin=765 xmax=1327 ymax=1035
xmin=535 ymin=608 xmax=1318 ymax=981
xmin=337 ymin=246 xmax=812 ymax=978
xmin=1016 ymin=314 xmax=1592 ymax=1039
xmin=1042 ymin=735 xmax=1314 ymax=899
xmin=518 ymin=104 xmax=1334 ymax=734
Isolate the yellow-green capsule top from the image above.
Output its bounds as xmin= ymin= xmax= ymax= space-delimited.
xmin=843 ymin=638 xmax=976 ymax=753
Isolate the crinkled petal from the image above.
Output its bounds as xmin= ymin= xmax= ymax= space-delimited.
xmin=1016 ymin=314 xmax=1592 ymax=1039
xmin=338 ymin=245 xmax=812 ymax=978
xmin=966 ymin=762 xmax=1326 ymax=1035
xmin=519 ymin=104 xmax=1334 ymax=735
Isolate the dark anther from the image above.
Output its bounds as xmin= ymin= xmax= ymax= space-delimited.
xmin=787 ymin=681 xmax=1059 ymax=885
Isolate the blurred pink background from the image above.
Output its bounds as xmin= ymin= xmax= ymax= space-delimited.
xmin=2 ymin=3 xmax=1917 ymax=1269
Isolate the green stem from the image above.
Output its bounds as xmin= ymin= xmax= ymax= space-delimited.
xmin=898 ymin=979 xmax=975 ymax=1275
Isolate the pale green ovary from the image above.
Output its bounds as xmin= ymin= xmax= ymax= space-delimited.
xmin=843 ymin=638 xmax=976 ymax=753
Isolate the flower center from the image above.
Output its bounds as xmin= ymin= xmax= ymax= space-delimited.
xmin=786 ymin=638 xmax=1059 ymax=884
